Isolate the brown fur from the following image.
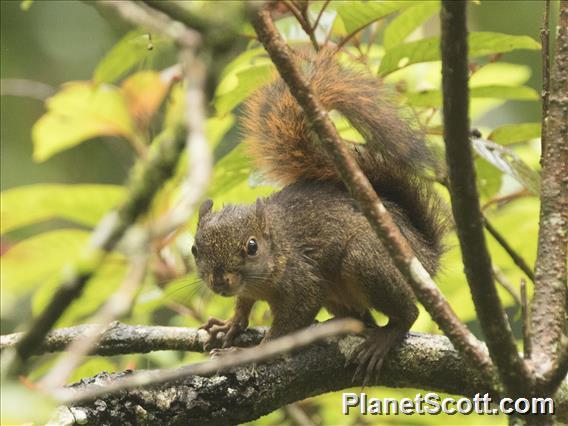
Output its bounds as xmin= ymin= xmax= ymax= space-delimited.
xmin=195 ymin=49 xmax=448 ymax=383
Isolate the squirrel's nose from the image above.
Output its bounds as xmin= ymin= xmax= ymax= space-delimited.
xmin=211 ymin=273 xmax=235 ymax=295
xmin=211 ymin=279 xmax=229 ymax=294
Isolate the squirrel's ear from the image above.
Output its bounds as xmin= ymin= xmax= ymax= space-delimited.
xmin=256 ymin=198 xmax=268 ymax=234
xmin=198 ymin=199 xmax=213 ymax=221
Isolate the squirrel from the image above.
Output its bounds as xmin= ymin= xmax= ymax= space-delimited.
xmin=193 ymin=49 xmax=447 ymax=383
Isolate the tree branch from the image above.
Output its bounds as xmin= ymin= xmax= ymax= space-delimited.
xmin=440 ymin=0 xmax=532 ymax=395
xmin=54 ymin=320 xmax=363 ymax=404
xmin=251 ymin=6 xmax=496 ymax=389
xmin=530 ymin=0 xmax=568 ymax=393
xmin=484 ymin=217 xmax=535 ymax=283
xmin=0 ymin=323 xmax=265 ymax=356
xmin=48 ymin=332 xmax=568 ymax=425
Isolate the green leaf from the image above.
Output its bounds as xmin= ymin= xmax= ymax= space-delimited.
xmin=383 ymin=2 xmax=440 ymax=50
xmin=32 ymin=82 xmax=137 ymax=162
xmin=488 ymin=123 xmax=541 ymax=145
xmin=336 ymin=1 xmax=409 ymax=35
xmin=329 ymin=110 xmax=365 ymax=144
xmin=1 ymin=230 xmax=89 ymax=294
xmin=32 ymin=257 xmax=126 ymax=327
xmin=472 ymin=137 xmax=541 ymax=195
xmin=470 ymin=62 xmax=532 ymax=87
xmin=379 ymin=32 xmax=540 ymax=75
xmin=94 ymin=30 xmax=164 ymax=84
xmin=406 ymin=85 xmax=538 ymax=107
xmin=1 ymin=184 xmax=124 ymax=234
xmin=209 ymin=144 xmax=253 ymax=197
xmin=475 ymin=157 xmax=502 ymax=200
xmin=215 ymin=64 xmax=274 ymax=116
xmin=206 ymin=114 xmax=235 ymax=148
xmin=121 ymin=70 xmax=169 ymax=131
xmin=20 ymin=0 xmax=33 ymax=11
xmin=470 ymin=85 xmax=538 ymax=100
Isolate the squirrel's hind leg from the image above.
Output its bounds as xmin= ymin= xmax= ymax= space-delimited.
xmin=341 ymin=243 xmax=419 ymax=386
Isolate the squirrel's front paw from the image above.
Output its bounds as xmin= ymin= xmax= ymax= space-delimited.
xmin=209 ymin=346 xmax=242 ymax=359
xmin=199 ymin=317 xmax=247 ymax=350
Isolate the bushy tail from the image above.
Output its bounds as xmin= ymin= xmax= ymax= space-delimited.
xmin=242 ymin=49 xmax=446 ymax=256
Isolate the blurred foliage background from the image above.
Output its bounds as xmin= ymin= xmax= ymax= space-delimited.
xmin=0 ymin=1 xmax=555 ymax=424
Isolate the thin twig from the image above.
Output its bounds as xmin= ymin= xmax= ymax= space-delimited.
xmin=252 ymin=7 xmax=496 ymax=391
xmin=284 ymin=403 xmax=315 ymax=426
xmin=440 ymin=0 xmax=532 ymax=395
xmin=481 ymin=189 xmax=531 ymax=210
xmin=492 ymin=266 xmax=521 ymax=306
xmin=38 ymin=255 xmax=148 ymax=389
xmin=484 ymin=217 xmax=535 ymax=283
xmin=0 ymin=79 xmax=55 ymax=101
xmin=55 ymin=319 xmax=364 ymax=404
xmin=149 ymin=49 xmax=212 ymax=238
xmin=520 ymin=279 xmax=532 ymax=360
xmin=312 ymin=0 xmax=330 ymax=32
xmin=93 ymin=0 xmax=200 ymax=48
xmin=284 ymin=0 xmax=319 ymax=50
xmin=530 ymin=0 xmax=568 ymax=393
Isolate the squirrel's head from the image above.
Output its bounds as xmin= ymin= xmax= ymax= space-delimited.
xmin=192 ymin=198 xmax=273 ymax=298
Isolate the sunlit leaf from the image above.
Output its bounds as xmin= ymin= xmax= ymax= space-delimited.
xmin=336 ymin=1 xmax=409 ymax=35
xmin=32 ymin=82 xmax=137 ymax=162
xmin=1 ymin=230 xmax=89 ymax=294
xmin=406 ymin=85 xmax=538 ymax=107
xmin=488 ymin=123 xmax=541 ymax=145
xmin=121 ymin=70 xmax=169 ymax=131
xmin=329 ymin=110 xmax=366 ymax=144
xmin=1 ymin=184 xmax=124 ymax=234
xmin=379 ymin=32 xmax=540 ymax=75
xmin=1 ymin=383 xmax=55 ymax=425
xmin=94 ymin=30 xmax=164 ymax=84
xmin=219 ymin=48 xmax=268 ymax=80
xmin=476 ymin=157 xmax=502 ymax=200
xmin=472 ymin=137 xmax=540 ymax=195
xmin=215 ymin=64 xmax=274 ymax=116
xmin=383 ymin=2 xmax=440 ymax=50
xmin=470 ymin=62 xmax=532 ymax=87
xmin=206 ymin=114 xmax=235 ymax=148
xmin=208 ymin=144 xmax=253 ymax=197
xmin=20 ymin=0 xmax=33 ymax=11
xmin=32 ymin=258 xmax=126 ymax=327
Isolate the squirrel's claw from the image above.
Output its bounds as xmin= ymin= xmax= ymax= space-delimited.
xmin=199 ymin=316 xmax=247 ymax=350
xmin=350 ymin=327 xmax=395 ymax=387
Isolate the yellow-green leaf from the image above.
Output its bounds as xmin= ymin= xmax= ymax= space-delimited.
xmin=488 ymin=123 xmax=541 ymax=145
xmin=383 ymin=2 xmax=440 ymax=50
xmin=31 ymin=256 xmax=126 ymax=327
xmin=94 ymin=30 xmax=164 ymax=84
xmin=379 ymin=32 xmax=540 ymax=76
xmin=336 ymin=1 xmax=409 ymax=35
xmin=1 ymin=184 xmax=124 ymax=234
xmin=1 ymin=230 xmax=89 ymax=294
xmin=121 ymin=70 xmax=169 ymax=131
xmin=215 ymin=63 xmax=274 ymax=116
xmin=32 ymin=82 xmax=136 ymax=162
xmin=406 ymin=85 xmax=538 ymax=107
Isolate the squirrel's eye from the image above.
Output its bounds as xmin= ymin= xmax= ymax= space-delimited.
xmin=191 ymin=245 xmax=198 ymax=257
xmin=246 ymin=238 xmax=258 ymax=256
